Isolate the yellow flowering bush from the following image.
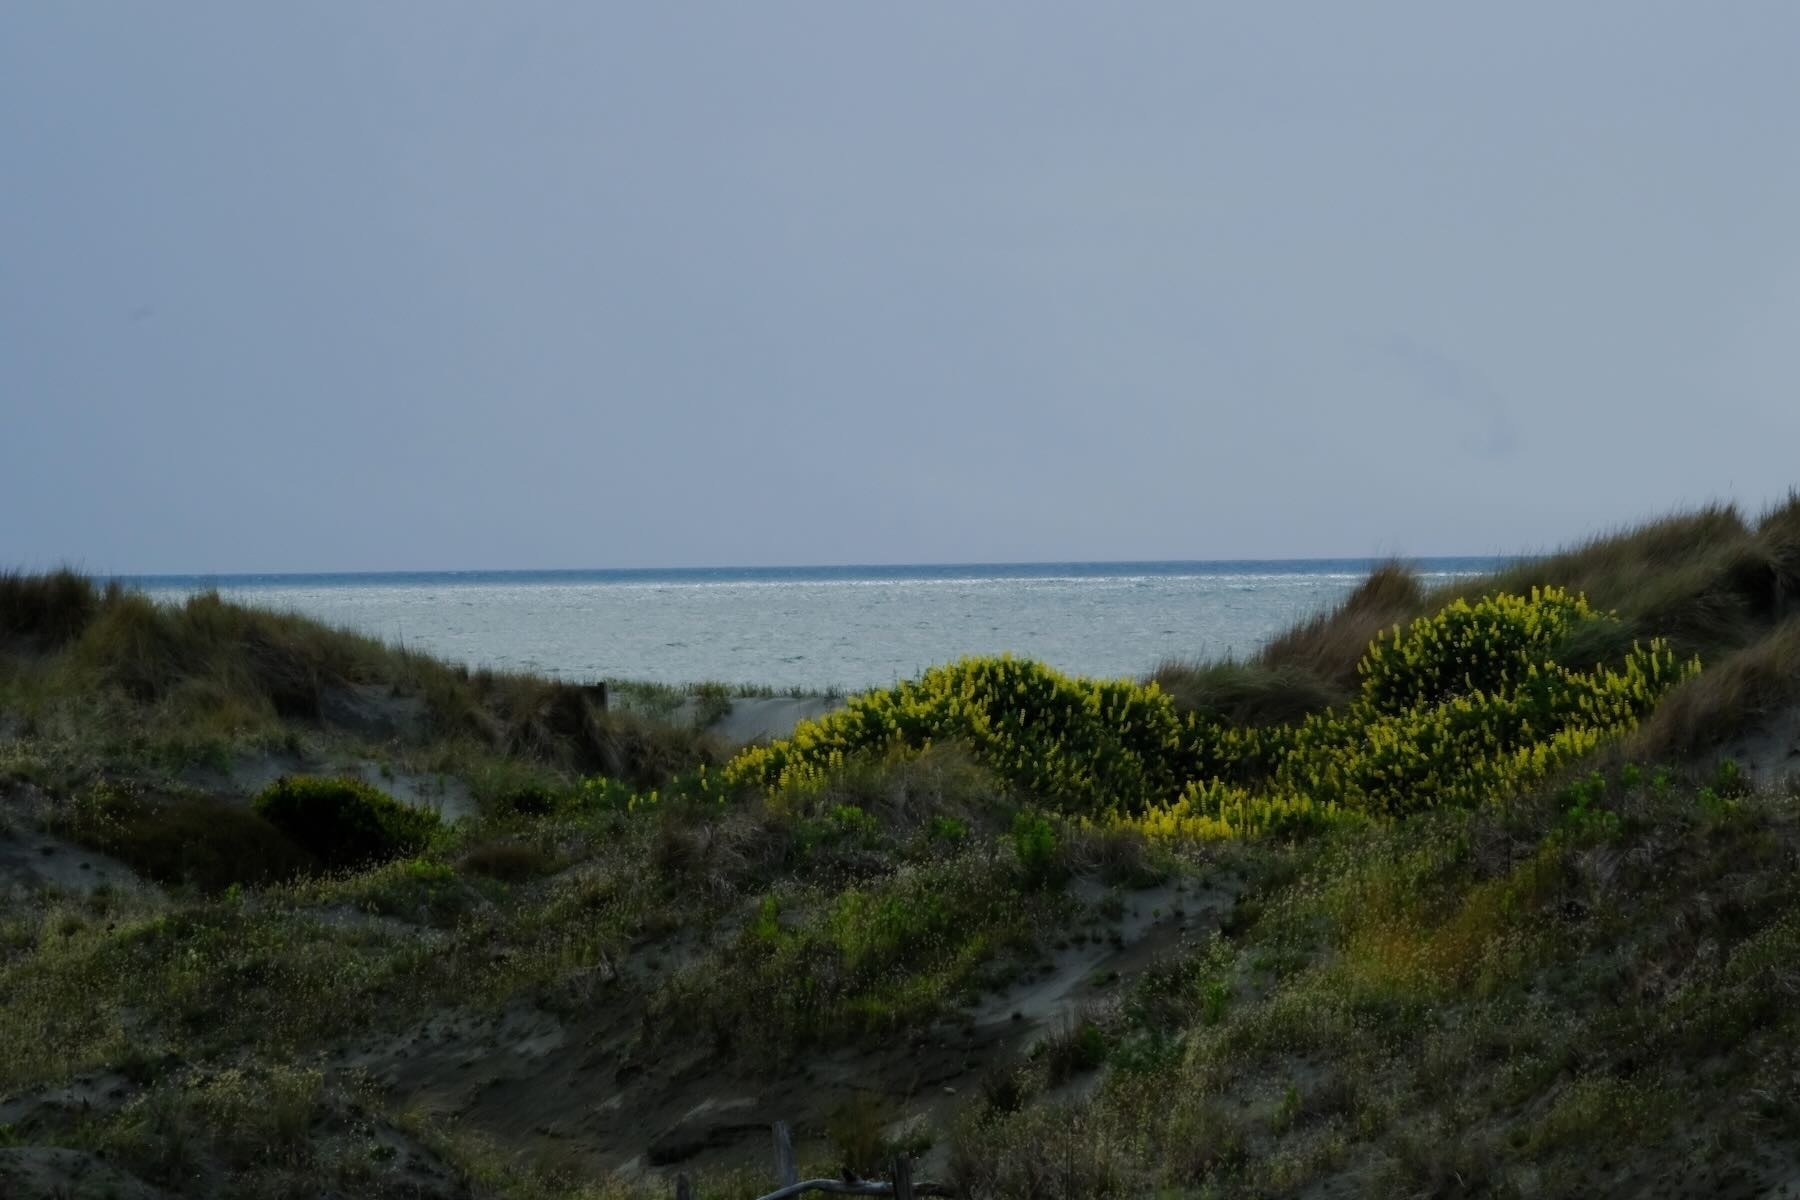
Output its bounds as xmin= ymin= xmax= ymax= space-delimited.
xmin=724 ymin=655 xmax=1226 ymax=815
xmin=1274 ymin=640 xmax=1694 ymax=817
xmin=1358 ymin=586 xmax=1598 ymax=713
xmin=724 ymin=590 xmax=1700 ymax=840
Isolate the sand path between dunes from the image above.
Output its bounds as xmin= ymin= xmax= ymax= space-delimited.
xmin=668 ymin=695 xmax=848 ymax=744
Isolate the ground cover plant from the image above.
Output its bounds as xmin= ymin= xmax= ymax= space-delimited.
xmin=4 ymin=496 xmax=1800 ymax=1198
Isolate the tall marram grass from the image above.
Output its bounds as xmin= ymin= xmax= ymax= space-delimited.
xmin=1256 ymin=559 xmax=1425 ymax=692
xmin=1149 ymin=659 xmax=1342 ymax=726
xmin=1629 ymin=614 xmax=1800 ymax=761
xmin=1166 ymin=498 xmax=1800 ymax=739
xmin=0 ymin=568 xmax=103 ymax=647
xmin=1 ymin=576 xmax=722 ymax=789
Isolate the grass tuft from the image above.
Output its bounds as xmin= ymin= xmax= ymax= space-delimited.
xmin=1257 ymin=559 xmax=1424 ymax=690
xmin=0 ymin=568 xmax=101 ymax=647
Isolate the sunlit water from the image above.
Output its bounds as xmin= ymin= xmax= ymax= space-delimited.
xmin=130 ymin=560 xmax=1501 ymax=692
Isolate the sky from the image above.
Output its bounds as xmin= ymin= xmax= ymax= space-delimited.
xmin=3 ymin=3 xmax=1799 ymax=573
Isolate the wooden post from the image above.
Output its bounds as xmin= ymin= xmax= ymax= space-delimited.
xmin=675 ymin=1173 xmax=693 ymax=1200
xmin=891 ymin=1154 xmax=914 ymax=1200
xmin=773 ymin=1121 xmax=797 ymax=1187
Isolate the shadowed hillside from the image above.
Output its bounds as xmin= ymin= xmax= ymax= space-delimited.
xmin=5 ymin=498 xmax=1800 ymax=1198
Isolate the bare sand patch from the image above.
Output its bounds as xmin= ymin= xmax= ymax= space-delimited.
xmin=1719 ymin=703 xmax=1800 ymax=790
xmin=670 ymin=695 xmax=847 ymax=744
xmin=182 ymin=752 xmax=478 ymax=822
xmin=0 ymin=829 xmax=161 ymax=903
xmin=0 ymin=1147 xmax=172 ymax=1199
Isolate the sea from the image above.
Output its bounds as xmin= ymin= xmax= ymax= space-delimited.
xmin=129 ymin=560 xmax=1503 ymax=693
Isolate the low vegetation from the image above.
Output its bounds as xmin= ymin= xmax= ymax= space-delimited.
xmin=3 ymin=495 xmax=1800 ymax=1198
xmin=732 ymin=586 xmax=1695 ymax=837
xmin=251 ymin=775 xmax=442 ymax=870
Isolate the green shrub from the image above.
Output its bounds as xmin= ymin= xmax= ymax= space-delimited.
xmin=929 ymin=815 xmax=970 ymax=844
xmin=1133 ymin=590 xmax=1698 ymax=836
xmin=60 ymin=781 xmax=314 ymax=891
xmin=668 ymin=853 xmax=1041 ymax=1047
xmin=1039 ymin=1017 xmax=1109 ymax=1084
xmin=1357 ymin=586 xmax=1601 ymax=712
xmin=249 ymin=775 xmax=439 ymax=870
xmin=0 ymin=568 xmax=100 ymax=647
xmin=1010 ymin=810 xmax=1066 ymax=888
xmin=729 ymin=590 xmax=1697 ymax=842
xmin=460 ymin=841 xmax=556 ymax=881
xmin=495 ymin=782 xmax=561 ymax=816
xmin=726 ymin=656 xmax=1225 ymax=817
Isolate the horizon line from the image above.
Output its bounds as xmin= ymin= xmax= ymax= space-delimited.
xmin=111 ymin=553 xmax=1515 ymax=582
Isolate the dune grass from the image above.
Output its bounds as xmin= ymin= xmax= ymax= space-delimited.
xmin=0 ymin=574 xmax=724 ymax=801
xmin=7 ymin=500 xmax=1800 ymax=1196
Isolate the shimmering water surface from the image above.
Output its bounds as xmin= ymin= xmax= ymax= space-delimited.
xmin=131 ymin=560 xmax=1501 ymax=692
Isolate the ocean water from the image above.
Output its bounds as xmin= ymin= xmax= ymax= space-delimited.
xmin=130 ymin=560 xmax=1502 ymax=692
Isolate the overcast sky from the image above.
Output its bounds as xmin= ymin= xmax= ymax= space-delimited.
xmin=3 ymin=4 xmax=1798 ymax=573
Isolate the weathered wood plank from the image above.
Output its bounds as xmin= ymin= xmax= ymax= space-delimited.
xmin=773 ymin=1121 xmax=797 ymax=1187
xmin=891 ymin=1154 xmax=914 ymax=1200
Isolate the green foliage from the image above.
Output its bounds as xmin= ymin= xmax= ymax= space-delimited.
xmin=1135 ymin=589 xmax=1698 ymax=836
xmin=1357 ymin=587 xmax=1600 ymax=711
xmin=664 ymin=853 xmax=1047 ymax=1046
xmin=574 ymin=774 xmax=642 ymax=811
xmin=59 ymin=780 xmax=314 ymax=891
xmin=691 ymin=681 xmax=734 ymax=727
xmin=725 ymin=655 xmax=1222 ymax=816
xmin=1038 ymin=1017 xmax=1109 ymax=1084
xmin=828 ymin=803 xmax=879 ymax=842
xmin=0 ymin=568 xmax=101 ymax=647
xmin=929 ymin=815 xmax=970 ymax=844
xmin=1711 ymin=757 xmax=1750 ymax=798
xmin=726 ymin=591 xmax=1697 ymax=844
xmin=1557 ymin=771 xmax=1621 ymax=842
xmin=250 ymin=775 xmax=439 ymax=870
xmin=494 ymin=781 xmax=561 ymax=816
xmin=1010 ymin=809 xmax=1066 ymax=888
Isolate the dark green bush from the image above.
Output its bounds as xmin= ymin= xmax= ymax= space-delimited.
xmin=0 ymin=568 xmax=99 ymax=647
xmin=495 ymin=782 xmax=561 ymax=816
xmin=1010 ymin=809 xmax=1066 ymax=888
xmin=61 ymin=781 xmax=314 ymax=891
xmin=250 ymin=775 xmax=439 ymax=870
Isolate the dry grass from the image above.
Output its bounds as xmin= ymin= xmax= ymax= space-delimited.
xmin=458 ymin=841 xmax=558 ymax=882
xmin=1184 ymin=502 xmax=1800 ymax=737
xmin=0 ymin=576 xmax=722 ymax=797
xmin=1629 ymin=614 xmax=1800 ymax=761
xmin=1429 ymin=501 xmax=1800 ymax=657
xmin=1150 ymin=658 xmax=1345 ymax=725
xmin=0 ymin=568 xmax=103 ymax=648
xmin=1255 ymin=560 xmax=1424 ymax=692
